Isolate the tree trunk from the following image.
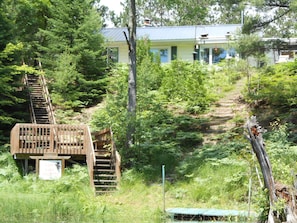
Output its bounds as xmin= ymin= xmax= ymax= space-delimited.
xmin=245 ymin=116 xmax=297 ymax=222
xmin=124 ymin=0 xmax=136 ymax=148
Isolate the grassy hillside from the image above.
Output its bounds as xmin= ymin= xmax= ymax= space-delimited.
xmin=2 ymin=59 xmax=297 ymax=222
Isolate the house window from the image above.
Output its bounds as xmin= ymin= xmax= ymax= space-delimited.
xmin=212 ymin=48 xmax=226 ymax=63
xmin=107 ymin=47 xmax=119 ymax=63
xmin=151 ymin=48 xmax=169 ymax=63
xmin=202 ymin=48 xmax=209 ymax=63
xmin=212 ymin=47 xmax=236 ymax=64
xmin=171 ymin=46 xmax=177 ymax=60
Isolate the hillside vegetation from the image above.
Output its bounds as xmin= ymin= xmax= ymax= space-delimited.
xmin=2 ymin=57 xmax=297 ymax=222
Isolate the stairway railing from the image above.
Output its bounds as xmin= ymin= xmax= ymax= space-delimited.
xmin=40 ymin=74 xmax=56 ymax=124
xmin=24 ymin=74 xmax=37 ymax=124
xmin=92 ymin=128 xmax=121 ymax=184
xmin=110 ymin=128 xmax=121 ymax=182
xmin=85 ymin=126 xmax=96 ymax=189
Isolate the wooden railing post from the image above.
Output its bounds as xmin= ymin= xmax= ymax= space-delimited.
xmin=85 ymin=126 xmax=96 ymax=190
xmin=49 ymin=125 xmax=55 ymax=153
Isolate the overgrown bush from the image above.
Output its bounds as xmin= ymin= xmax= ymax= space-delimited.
xmin=160 ymin=61 xmax=213 ymax=113
xmin=245 ymin=60 xmax=297 ymax=108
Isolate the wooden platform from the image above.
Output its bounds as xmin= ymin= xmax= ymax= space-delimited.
xmin=166 ymin=208 xmax=254 ymax=222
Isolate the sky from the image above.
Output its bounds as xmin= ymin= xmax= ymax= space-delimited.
xmin=99 ymin=0 xmax=123 ymax=27
xmin=100 ymin=0 xmax=123 ymax=15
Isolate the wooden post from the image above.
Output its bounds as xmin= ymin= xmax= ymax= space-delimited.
xmin=24 ymin=159 xmax=28 ymax=175
xmin=245 ymin=116 xmax=297 ymax=222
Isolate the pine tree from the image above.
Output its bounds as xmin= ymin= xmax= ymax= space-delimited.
xmin=38 ymin=0 xmax=108 ymax=109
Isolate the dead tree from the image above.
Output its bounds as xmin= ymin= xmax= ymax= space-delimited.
xmin=245 ymin=116 xmax=297 ymax=223
xmin=123 ymin=0 xmax=136 ymax=148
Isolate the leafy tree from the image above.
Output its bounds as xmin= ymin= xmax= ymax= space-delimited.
xmin=91 ymin=41 xmax=213 ymax=177
xmin=113 ymin=0 xmax=209 ymax=26
xmin=38 ymin=0 xmax=108 ymax=109
xmin=242 ymin=0 xmax=296 ymax=37
xmin=0 ymin=3 xmax=30 ymax=144
xmin=235 ymin=33 xmax=266 ymax=59
xmin=207 ymin=0 xmax=243 ymax=24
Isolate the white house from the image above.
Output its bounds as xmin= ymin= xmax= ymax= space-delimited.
xmin=101 ymin=24 xmax=242 ymax=65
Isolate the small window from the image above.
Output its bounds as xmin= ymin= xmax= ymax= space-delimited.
xmin=171 ymin=46 xmax=177 ymax=61
xmin=151 ymin=48 xmax=168 ymax=63
xmin=107 ymin=47 xmax=119 ymax=63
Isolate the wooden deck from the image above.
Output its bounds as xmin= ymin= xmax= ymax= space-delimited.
xmin=10 ymin=123 xmax=92 ymax=158
xmin=10 ymin=123 xmax=121 ymax=194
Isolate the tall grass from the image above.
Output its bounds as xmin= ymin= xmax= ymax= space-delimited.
xmin=0 ymin=154 xmax=105 ymax=223
xmin=3 ymin=122 xmax=295 ymax=222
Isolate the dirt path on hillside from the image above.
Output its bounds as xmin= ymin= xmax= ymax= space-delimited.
xmin=74 ymin=77 xmax=250 ymax=145
xmin=201 ymin=77 xmax=250 ymax=144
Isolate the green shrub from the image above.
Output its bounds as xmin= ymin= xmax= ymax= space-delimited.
xmin=245 ymin=60 xmax=297 ymax=108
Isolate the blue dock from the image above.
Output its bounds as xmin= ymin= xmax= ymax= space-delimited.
xmin=166 ymin=208 xmax=253 ymax=222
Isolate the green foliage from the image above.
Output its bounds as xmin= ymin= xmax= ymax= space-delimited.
xmin=190 ymin=161 xmax=248 ymax=203
xmin=0 ymin=159 xmax=106 ymax=223
xmin=0 ymin=42 xmax=30 ymax=144
xmin=14 ymin=0 xmax=50 ymax=66
xmin=38 ymin=0 xmax=107 ymax=110
xmin=0 ymin=2 xmax=13 ymax=51
xmin=0 ymin=152 xmax=22 ymax=182
xmin=235 ymin=34 xmax=266 ymax=59
xmin=118 ymin=0 xmax=208 ymax=27
xmin=49 ymin=51 xmax=104 ymax=109
xmin=245 ymin=60 xmax=297 ymax=109
xmin=160 ymin=61 xmax=213 ymax=113
xmin=178 ymin=139 xmax=250 ymax=178
xmin=253 ymin=189 xmax=270 ymax=222
xmin=92 ymin=59 xmax=207 ymax=179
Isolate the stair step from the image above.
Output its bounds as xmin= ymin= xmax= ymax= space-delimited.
xmin=95 ymin=163 xmax=111 ymax=166
xmin=94 ymin=165 xmax=113 ymax=168
xmin=94 ymin=149 xmax=111 ymax=153
xmin=94 ymin=174 xmax=116 ymax=178
xmin=95 ymin=190 xmax=116 ymax=195
xmin=94 ymin=179 xmax=117 ymax=183
xmin=94 ymin=185 xmax=117 ymax=189
xmin=94 ymin=168 xmax=114 ymax=172
xmin=96 ymin=159 xmax=111 ymax=164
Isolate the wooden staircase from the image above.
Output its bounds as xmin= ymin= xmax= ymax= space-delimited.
xmin=25 ymin=74 xmax=55 ymax=124
xmin=13 ymin=73 xmax=121 ymax=195
xmin=91 ymin=129 xmax=120 ymax=195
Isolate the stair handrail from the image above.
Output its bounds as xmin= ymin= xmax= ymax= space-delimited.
xmin=92 ymin=128 xmax=121 ymax=184
xmin=39 ymin=74 xmax=56 ymax=124
xmin=85 ymin=125 xmax=96 ymax=190
xmin=37 ymin=61 xmax=56 ymax=124
xmin=110 ymin=127 xmax=121 ymax=182
xmin=24 ymin=74 xmax=37 ymax=124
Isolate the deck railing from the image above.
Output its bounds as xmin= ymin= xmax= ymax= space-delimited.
xmin=10 ymin=124 xmax=89 ymax=155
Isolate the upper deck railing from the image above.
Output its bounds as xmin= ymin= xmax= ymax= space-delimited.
xmin=10 ymin=123 xmax=92 ymax=156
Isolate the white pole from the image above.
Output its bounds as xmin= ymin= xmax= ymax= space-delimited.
xmin=162 ymin=165 xmax=165 ymax=213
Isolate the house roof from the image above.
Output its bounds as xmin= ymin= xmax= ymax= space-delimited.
xmin=101 ymin=24 xmax=242 ymax=42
